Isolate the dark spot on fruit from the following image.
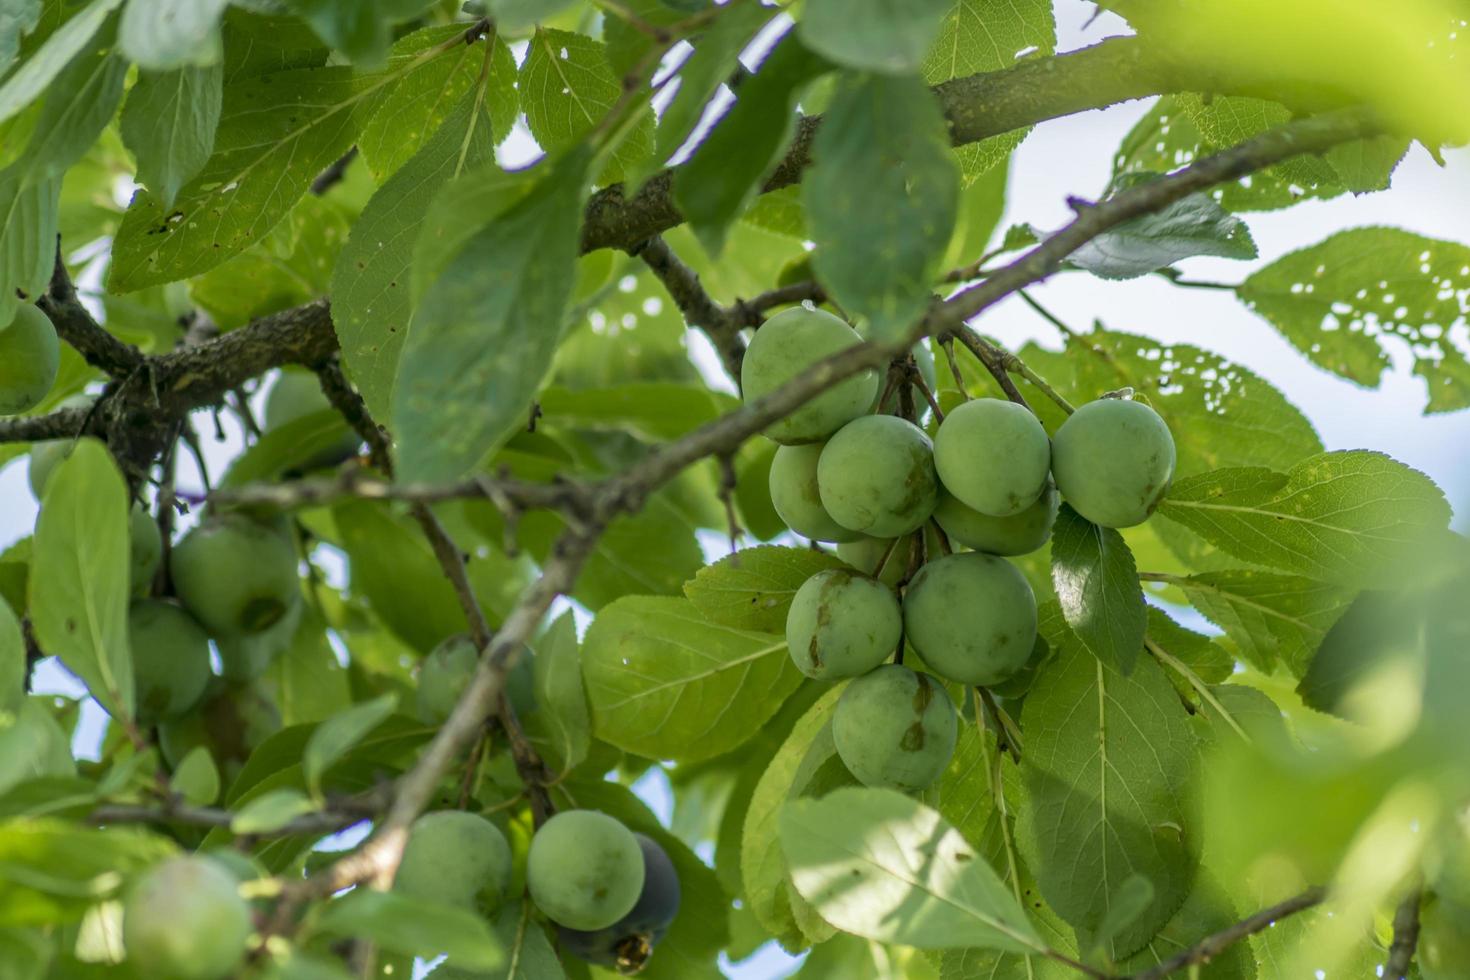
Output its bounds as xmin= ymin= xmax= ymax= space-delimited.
xmin=900 ymin=720 xmax=927 ymax=751
xmin=240 ymin=597 xmax=286 ymax=632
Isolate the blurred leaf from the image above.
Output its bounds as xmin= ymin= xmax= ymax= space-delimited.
xmin=284 ymin=0 xmax=417 ymax=69
xmin=1070 ymin=174 xmax=1257 ymax=280
xmin=1238 ymin=228 xmax=1470 ymax=414
xmin=119 ymin=64 xmax=223 ymax=210
xmin=684 ymin=546 xmax=849 ymax=633
xmin=782 ymin=786 xmax=1041 ymax=952
xmin=0 ymin=597 xmax=21 ymax=714
xmin=1051 ymin=505 xmax=1147 ymax=673
xmin=118 ymin=0 xmax=228 ymax=69
xmin=394 ymin=147 xmax=591 ymax=483
xmin=1019 ymin=604 xmax=1197 ymax=958
xmin=1116 ymin=875 xmax=1255 ymax=978
xmin=805 ymin=71 xmax=958 ymax=342
xmin=0 ymin=925 xmax=50 ymax=980
xmin=229 ymin=787 xmax=317 ymax=834
xmin=168 ymin=746 xmax=220 ymax=807
xmin=28 ymin=439 xmax=133 ymax=721
xmin=0 ymin=0 xmax=121 ymax=128
xmin=0 ymin=819 xmax=175 ymax=926
xmin=489 ymin=0 xmax=579 ymax=32
xmin=582 ymin=596 xmax=803 ymax=762
xmin=0 ymin=169 xmax=57 ymax=326
xmin=316 ymin=889 xmax=503 ymax=969
xmin=302 ymin=693 xmax=397 ymax=797
xmin=0 ymin=703 xmax=74 ymax=799
xmin=797 ymin=0 xmax=949 ymax=74
xmin=0 ymin=0 xmax=42 ymax=76
xmin=1158 ymin=451 xmax=1450 ymax=588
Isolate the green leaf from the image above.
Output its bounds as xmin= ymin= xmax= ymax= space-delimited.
xmin=0 ymin=925 xmax=49 ymax=980
xmin=1157 ymin=451 xmax=1450 ymax=588
xmin=0 ymin=0 xmax=122 ymax=127
xmin=805 ymin=71 xmax=958 ymax=342
xmin=0 ymin=819 xmax=175 ymax=925
xmin=646 ymin=0 xmax=777 ymax=174
xmin=488 ymin=0 xmax=579 ymax=31
xmin=119 ymin=63 xmax=223 ymax=210
xmin=674 ymin=33 xmax=831 ymax=257
xmin=1238 ymin=227 xmax=1470 ymax=413
xmin=1161 ymin=570 xmax=1352 ymax=676
xmin=480 ymin=903 xmax=561 ymax=979
xmin=1116 ymin=875 xmax=1256 ymax=978
xmin=537 ymin=383 xmax=735 ymax=442
xmin=117 ymin=0 xmax=229 ymax=69
xmin=1070 ymin=174 xmax=1257 ymax=279
xmin=781 ymin=786 xmax=1042 ymax=952
xmin=1144 ymin=606 xmax=1233 ymax=693
xmin=529 ymin=612 xmax=589 ymax=772
xmin=1086 ymin=874 xmax=1154 ymax=958
xmin=0 ymin=702 xmax=75 ymax=799
xmin=15 ymin=28 xmax=127 ymax=179
xmin=1050 ymin=504 xmax=1147 ymax=673
xmin=0 ymin=0 xmax=42 ymax=76
xmin=410 ymin=162 xmax=532 ymax=302
xmin=683 ymin=546 xmax=849 ymax=633
xmin=27 ymin=439 xmax=133 ymax=721
xmin=0 ymin=596 xmax=21 ymax=714
xmin=218 ymin=410 xmax=359 ymax=488
xmin=797 ymin=0 xmax=950 ymax=74
xmin=315 ymin=889 xmax=503 ymax=969
xmin=285 ymin=0 xmax=403 ymax=69
xmin=519 ymin=28 xmax=651 ymax=182
xmin=0 ymin=169 xmax=58 ymax=325
xmin=333 ymin=88 xmax=502 ymax=423
xmin=1295 ymin=589 xmax=1407 ymax=716
xmin=302 ymin=693 xmax=397 ymax=797
xmin=167 ymin=746 xmax=219 ymax=807
xmin=582 ymin=596 xmax=803 ymax=763
xmin=393 ymin=147 xmax=591 ymax=483
xmin=229 ymin=787 xmax=318 ymax=834
xmin=920 ymin=0 xmax=1055 ymax=180
xmin=1018 ymin=604 xmax=1197 ymax=958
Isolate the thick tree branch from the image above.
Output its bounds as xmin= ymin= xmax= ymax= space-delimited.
xmin=1128 ymin=887 xmax=1326 ymax=979
xmin=0 ymin=405 xmax=98 ymax=443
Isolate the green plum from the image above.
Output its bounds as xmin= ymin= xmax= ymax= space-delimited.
xmin=903 ymin=552 xmax=1037 ymax=686
xmin=1051 ymin=398 xmax=1175 ymax=528
xmin=818 ymin=415 xmax=938 ymax=537
xmin=396 ymin=810 xmax=513 ymax=911
xmin=123 ymin=856 xmax=252 ymax=980
xmin=215 ymin=600 xmax=301 ymax=681
xmin=527 ymin=810 xmax=645 ymax=931
xmin=785 ymin=569 xmax=901 ymax=680
xmin=171 ymin=515 xmax=299 ymax=636
xmin=832 ymin=664 xmax=957 ymax=792
xmin=0 ymin=305 xmax=59 ymax=415
xmin=740 ymin=307 xmax=879 ymax=444
xmin=933 ymin=398 xmax=1051 ymax=516
xmin=768 ymin=443 xmax=862 ymax=543
xmin=130 ymin=503 xmax=162 ymax=597
xmin=417 ymin=634 xmax=479 ymax=724
xmin=932 ymin=486 xmax=1059 ymax=556
xmin=557 ymin=833 xmax=681 ymax=972
xmin=129 ymin=600 xmax=212 ymax=724
xmin=836 ymin=536 xmax=907 ymax=586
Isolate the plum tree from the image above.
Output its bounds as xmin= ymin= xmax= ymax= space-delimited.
xmin=170 ymin=515 xmax=300 ymax=636
xmin=817 ymin=415 xmax=938 ymax=537
xmin=933 ymin=398 xmax=1051 ymax=516
xmin=558 ymin=833 xmax=682 ymax=971
xmin=740 ymin=307 xmax=879 ymax=444
xmin=264 ymin=369 xmax=363 ymax=467
xmin=903 ymin=553 xmax=1037 ymax=686
xmin=395 ymin=810 xmax=513 ymax=910
xmin=527 ymin=809 xmax=645 ymax=931
xmin=0 ymin=305 xmax=59 ymax=415
xmin=122 ymin=855 xmax=252 ymax=980
xmin=769 ymin=443 xmax=863 ymax=542
xmin=831 ymin=665 xmax=957 ymax=792
xmin=129 ymin=600 xmax=212 ymax=724
xmin=417 ymin=634 xmax=479 ymax=724
xmin=1051 ymin=398 xmax=1175 ymax=528
xmin=130 ymin=503 xmax=162 ymax=597
xmin=785 ymin=569 xmax=901 ymax=680
xmin=932 ymin=486 xmax=1059 ymax=556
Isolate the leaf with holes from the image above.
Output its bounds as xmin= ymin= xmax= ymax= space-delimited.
xmin=1238 ymin=227 xmax=1470 ymax=413
xmin=583 ymin=596 xmax=804 ymax=763
xmin=1070 ymin=174 xmax=1258 ymax=279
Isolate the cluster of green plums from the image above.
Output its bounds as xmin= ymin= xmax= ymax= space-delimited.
xmin=743 ymin=306 xmax=1176 ymax=793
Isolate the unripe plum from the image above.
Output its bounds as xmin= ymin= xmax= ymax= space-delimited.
xmin=933 ymin=486 xmax=1059 ymax=556
xmin=215 ymin=600 xmax=301 ymax=681
xmin=170 ymin=516 xmax=299 ymax=636
xmin=785 ymin=569 xmax=901 ymax=680
xmin=130 ymin=503 xmax=162 ymax=597
xmin=416 ymin=634 xmax=478 ymax=724
xmin=129 ymin=600 xmax=212 ymax=724
xmin=903 ymin=552 xmax=1037 ymax=686
xmin=818 ymin=415 xmax=938 ymax=538
xmin=527 ymin=809 xmax=645 ymax=931
xmin=396 ymin=810 xmax=513 ymax=911
xmin=836 ymin=536 xmax=906 ymax=586
xmin=740 ymin=307 xmax=879 ymax=445
xmin=558 ymin=833 xmax=681 ymax=972
xmin=0 ymin=305 xmax=59 ymax=415
xmin=123 ymin=855 xmax=252 ymax=980
xmin=933 ymin=398 xmax=1050 ymax=516
xmin=832 ymin=665 xmax=957 ymax=792
xmin=768 ymin=443 xmax=862 ymax=543
xmin=1050 ymin=398 xmax=1175 ymax=528
xmin=264 ymin=369 xmax=362 ymax=467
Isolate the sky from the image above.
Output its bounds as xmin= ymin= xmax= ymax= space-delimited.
xmin=3 ymin=3 xmax=1468 ymax=978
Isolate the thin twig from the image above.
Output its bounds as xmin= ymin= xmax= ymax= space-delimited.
xmin=634 ymin=236 xmax=745 ymax=381
xmin=1128 ymin=887 xmax=1326 ymax=979
xmin=1384 ymin=888 xmax=1422 ymax=980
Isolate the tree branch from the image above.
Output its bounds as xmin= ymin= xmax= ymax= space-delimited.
xmin=210 ymin=471 xmax=589 ymax=515
xmin=634 ymin=236 xmax=746 ymax=381
xmin=1384 ymin=888 xmax=1423 ymax=980
xmin=0 ymin=405 xmax=98 ymax=443
xmin=36 ymin=248 xmax=144 ymax=378
xmin=1128 ymin=887 xmax=1326 ymax=979
xmin=90 ymin=793 xmax=383 ymax=838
